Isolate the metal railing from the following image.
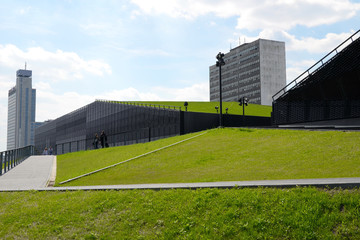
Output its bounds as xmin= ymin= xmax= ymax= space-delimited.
xmin=0 ymin=145 xmax=35 ymax=176
xmin=272 ymin=29 xmax=360 ymax=101
xmin=96 ymin=99 xmax=182 ymax=111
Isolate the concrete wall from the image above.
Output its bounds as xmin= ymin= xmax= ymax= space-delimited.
xmin=259 ymin=39 xmax=286 ymax=106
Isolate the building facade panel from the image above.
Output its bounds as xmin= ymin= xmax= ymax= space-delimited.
xmin=34 ymin=100 xmax=182 ymax=155
xmin=7 ymin=89 xmax=16 ymax=150
xmin=210 ymin=39 xmax=286 ymax=106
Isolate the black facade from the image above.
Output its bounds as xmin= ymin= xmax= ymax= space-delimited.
xmin=272 ymin=30 xmax=360 ymax=125
xmin=35 ymin=101 xmax=181 ymax=154
xmin=35 ymin=100 xmax=271 ymax=155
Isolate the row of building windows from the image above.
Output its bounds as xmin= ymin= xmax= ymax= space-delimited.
xmin=221 ymin=60 xmax=260 ymax=77
xmin=209 ymin=50 xmax=260 ymax=75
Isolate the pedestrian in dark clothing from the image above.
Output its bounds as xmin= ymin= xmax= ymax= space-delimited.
xmin=93 ymin=133 xmax=99 ymax=149
xmin=49 ymin=146 xmax=53 ymax=155
xmin=100 ymin=130 xmax=108 ymax=148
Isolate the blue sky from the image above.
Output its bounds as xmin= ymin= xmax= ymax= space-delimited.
xmin=0 ymin=0 xmax=359 ymax=150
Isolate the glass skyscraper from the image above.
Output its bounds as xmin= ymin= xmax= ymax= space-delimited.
xmin=7 ymin=68 xmax=36 ymax=150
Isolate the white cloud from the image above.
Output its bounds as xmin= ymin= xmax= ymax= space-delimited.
xmin=0 ymin=76 xmax=14 ymax=100
xmin=17 ymin=6 xmax=32 ymax=15
xmin=98 ymin=88 xmax=162 ymax=102
xmin=79 ymin=20 xmax=124 ymax=38
xmin=152 ymin=82 xmax=209 ymax=101
xmin=263 ymin=30 xmax=357 ymax=53
xmin=35 ymin=90 xmax=94 ymax=121
xmin=0 ymin=103 xmax=8 ymax=151
xmin=228 ymin=29 xmax=357 ymax=56
xmin=34 ymin=82 xmax=208 ymax=122
xmin=110 ymin=46 xmax=171 ymax=57
xmin=235 ymin=0 xmax=360 ymax=31
xmin=0 ymin=44 xmax=112 ymax=83
xmin=131 ymin=0 xmax=360 ymax=30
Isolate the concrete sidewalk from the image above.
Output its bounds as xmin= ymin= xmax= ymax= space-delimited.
xmin=0 ymin=155 xmax=56 ymax=191
xmin=1 ymin=155 xmax=360 ymax=192
xmin=36 ymin=177 xmax=360 ymax=191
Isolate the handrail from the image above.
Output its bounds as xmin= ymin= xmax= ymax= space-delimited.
xmin=273 ymin=29 xmax=360 ymax=101
xmin=0 ymin=145 xmax=35 ymax=176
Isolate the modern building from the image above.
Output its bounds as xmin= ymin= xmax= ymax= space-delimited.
xmin=7 ymin=68 xmax=36 ymax=150
xmin=209 ymin=39 xmax=286 ymax=106
xmin=272 ymin=30 xmax=360 ymax=126
xmin=34 ymin=100 xmax=270 ymax=155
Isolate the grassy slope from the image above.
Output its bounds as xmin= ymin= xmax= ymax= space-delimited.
xmin=134 ymin=101 xmax=272 ymax=117
xmin=0 ymin=188 xmax=359 ymax=239
xmin=56 ymin=132 xmax=201 ymax=184
xmin=57 ymin=128 xmax=360 ymax=186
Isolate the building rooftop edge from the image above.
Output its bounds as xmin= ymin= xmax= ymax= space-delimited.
xmin=230 ymin=38 xmax=285 ymax=52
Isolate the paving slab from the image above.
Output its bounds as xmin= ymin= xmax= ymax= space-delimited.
xmin=0 ymin=156 xmax=55 ymax=191
xmin=1 ymin=177 xmax=360 ymax=192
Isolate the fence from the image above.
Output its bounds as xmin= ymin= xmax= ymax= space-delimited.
xmin=0 ymin=145 xmax=35 ymax=176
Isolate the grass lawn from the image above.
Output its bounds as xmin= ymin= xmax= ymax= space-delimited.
xmin=0 ymin=188 xmax=359 ymax=239
xmin=57 ymin=128 xmax=360 ymax=186
xmin=131 ymin=101 xmax=272 ymax=117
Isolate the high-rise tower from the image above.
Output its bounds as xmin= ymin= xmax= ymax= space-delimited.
xmin=7 ymin=68 xmax=36 ymax=150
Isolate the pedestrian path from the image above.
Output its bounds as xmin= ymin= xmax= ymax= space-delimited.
xmin=0 ymin=155 xmax=56 ymax=191
xmin=0 ymin=155 xmax=359 ymax=191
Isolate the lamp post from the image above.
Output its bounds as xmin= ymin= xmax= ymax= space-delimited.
xmin=184 ymin=102 xmax=188 ymax=111
xmin=216 ymin=52 xmax=225 ymax=127
xmin=238 ymin=97 xmax=248 ymax=126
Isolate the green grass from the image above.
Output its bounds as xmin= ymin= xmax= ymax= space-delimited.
xmin=132 ymin=101 xmax=272 ymax=117
xmin=1 ymin=188 xmax=360 ymax=239
xmin=57 ymin=128 xmax=360 ymax=186
xmin=56 ymin=132 xmax=202 ymax=184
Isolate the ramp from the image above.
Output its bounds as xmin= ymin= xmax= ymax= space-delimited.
xmin=0 ymin=156 xmax=56 ymax=191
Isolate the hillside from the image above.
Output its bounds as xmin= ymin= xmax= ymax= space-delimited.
xmin=56 ymin=128 xmax=360 ymax=186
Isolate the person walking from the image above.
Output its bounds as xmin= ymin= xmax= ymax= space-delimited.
xmin=93 ymin=133 xmax=99 ymax=149
xmin=43 ymin=147 xmax=48 ymax=155
xmin=48 ymin=146 xmax=53 ymax=155
xmin=100 ymin=130 xmax=108 ymax=148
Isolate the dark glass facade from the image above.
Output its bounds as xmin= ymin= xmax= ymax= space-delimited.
xmin=35 ymin=100 xmax=181 ymax=154
xmin=272 ymin=30 xmax=360 ymax=125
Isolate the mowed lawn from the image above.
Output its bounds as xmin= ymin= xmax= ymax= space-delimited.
xmin=57 ymin=128 xmax=360 ymax=186
xmin=1 ymin=188 xmax=360 ymax=239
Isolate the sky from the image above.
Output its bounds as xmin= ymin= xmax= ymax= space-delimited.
xmin=0 ymin=0 xmax=359 ymax=151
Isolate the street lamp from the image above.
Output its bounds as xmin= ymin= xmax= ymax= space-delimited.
xmin=184 ymin=102 xmax=188 ymax=111
xmin=238 ymin=97 xmax=248 ymax=126
xmin=216 ymin=52 xmax=225 ymax=127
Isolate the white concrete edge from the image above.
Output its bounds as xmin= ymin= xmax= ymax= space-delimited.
xmin=2 ymin=178 xmax=360 ymax=192
xmin=46 ymin=156 xmax=57 ymax=187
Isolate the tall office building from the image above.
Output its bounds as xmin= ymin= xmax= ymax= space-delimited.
xmin=209 ymin=38 xmax=286 ymax=106
xmin=7 ymin=68 xmax=36 ymax=150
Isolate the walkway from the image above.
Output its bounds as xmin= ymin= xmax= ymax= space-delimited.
xmin=0 ymin=155 xmax=360 ymax=191
xmin=0 ymin=155 xmax=56 ymax=191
